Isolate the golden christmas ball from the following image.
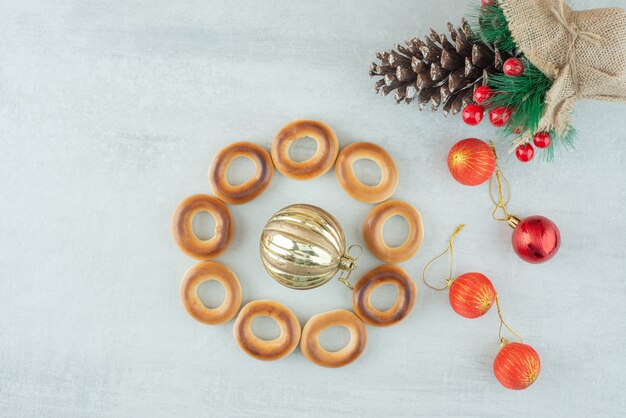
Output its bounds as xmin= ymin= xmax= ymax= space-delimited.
xmin=260 ymin=204 xmax=358 ymax=290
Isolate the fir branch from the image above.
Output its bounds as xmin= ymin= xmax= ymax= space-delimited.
xmin=470 ymin=0 xmax=575 ymax=159
xmin=486 ymin=61 xmax=551 ymax=135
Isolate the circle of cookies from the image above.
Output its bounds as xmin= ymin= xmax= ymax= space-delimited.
xmin=173 ymin=119 xmax=423 ymax=368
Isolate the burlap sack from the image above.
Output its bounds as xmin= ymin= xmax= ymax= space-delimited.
xmin=500 ymin=0 xmax=626 ymax=136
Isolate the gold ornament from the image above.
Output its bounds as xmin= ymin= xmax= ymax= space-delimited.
xmin=260 ymin=204 xmax=360 ymax=290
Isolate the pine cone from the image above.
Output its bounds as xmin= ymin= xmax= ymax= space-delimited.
xmin=370 ymin=19 xmax=510 ymax=116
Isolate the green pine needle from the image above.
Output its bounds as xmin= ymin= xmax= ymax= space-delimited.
xmin=486 ymin=62 xmax=552 ymax=136
xmin=541 ymin=127 xmax=576 ymax=162
xmin=472 ymin=2 xmax=516 ymax=53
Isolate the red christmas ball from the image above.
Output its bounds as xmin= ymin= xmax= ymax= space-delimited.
xmin=462 ymin=104 xmax=485 ymax=126
xmin=515 ymin=143 xmax=534 ymax=162
xmin=474 ymin=85 xmax=494 ymax=104
xmin=533 ymin=131 xmax=551 ymax=148
xmin=447 ymin=138 xmax=496 ymax=186
xmin=448 ymin=272 xmax=496 ymax=319
xmin=494 ymin=342 xmax=541 ymax=390
xmin=503 ymin=58 xmax=525 ymax=76
xmin=489 ymin=106 xmax=512 ymax=127
xmin=511 ymin=215 xmax=561 ymax=264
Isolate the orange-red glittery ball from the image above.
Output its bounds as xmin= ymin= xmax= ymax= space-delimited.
xmin=448 ymin=272 xmax=496 ymax=319
xmin=447 ymin=138 xmax=496 ymax=186
xmin=493 ymin=342 xmax=541 ymax=390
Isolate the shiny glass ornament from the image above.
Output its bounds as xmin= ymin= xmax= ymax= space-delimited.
xmin=260 ymin=204 xmax=359 ymax=290
xmin=509 ymin=215 xmax=560 ymax=264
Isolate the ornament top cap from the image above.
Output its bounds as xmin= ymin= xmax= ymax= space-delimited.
xmin=260 ymin=204 xmax=358 ymax=290
xmin=507 ymin=215 xmax=521 ymax=229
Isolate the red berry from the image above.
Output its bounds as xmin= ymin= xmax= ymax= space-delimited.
xmin=489 ymin=106 xmax=512 ymax=127
xmin=481 ymin=0 xmax=495 ymax=6
xmin=515 ymin=143 xmax=535 ymax=162
xmin=474 ymin=85 xmax=494 ymax=104
xmin=533 ymin=131 xmax=551 ymax=148
xmin=503 ymin=58 xmax=525 ymax=76
xmin=461 ymin=104 xmax=485 ymax=126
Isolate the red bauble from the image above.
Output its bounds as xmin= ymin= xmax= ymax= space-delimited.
xmin=494 ymin=342 xmax=541 ymax=390
xmin=503 ymin=58 xmax=525 ymax=76
xmin=515 ymin=143 xmax=534 ymax=162
xmin=533 ymin=132 xmax=551 ymax=148
xmin=447 ymin=138 xmax=496 ymax=186
xmin=462 ymin=104 xmax=485 ymax=126
xmin=489 ymin=106 xmax=512 ymax=127
xmin=474 ymin=85 xmax=494 ymax=104
xmin=511 ymin=215 xmax=561 ymax=264
xmin=448 ymin=272 xmax=496 ymax=319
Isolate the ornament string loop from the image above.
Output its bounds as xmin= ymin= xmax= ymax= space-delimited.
xmin=495 ymin=294 xmax=523 ymax=345
xmin=488 ymin=141 xmax=512 ymax=223
xmin=338 ymin=244 xmax=363 ymax=290
xmin=422 ymin=224 xmax=465 ymax=291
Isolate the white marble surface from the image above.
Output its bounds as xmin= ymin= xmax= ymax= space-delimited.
xmin=1 ymin=0 xmax=626 ymax=416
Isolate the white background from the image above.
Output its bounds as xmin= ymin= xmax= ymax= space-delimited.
xmin=1 ymin=0 xmax=625 ymax=417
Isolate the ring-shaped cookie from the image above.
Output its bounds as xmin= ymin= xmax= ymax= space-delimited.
xmin=363 ymin=199 xmax=424 ymax=263
xmin=209 ymin=141 xmax=273 ymax=204
xmin=233 ymin=300 xmax=301 ymax=361
xmin=352 ymin=264 xmax=417 ymax=327
xmin=171 ymin=194 xmax=233 ymax=260
xmin=335 ymin=142 xmax=398 ymax=203
xmin=180 ymin=261 xmax=242 ymax=325
xmin=271 ymin=119 xmax=339 ymax=180
xmin=300 ymin=309 xmax=367 ymax=368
